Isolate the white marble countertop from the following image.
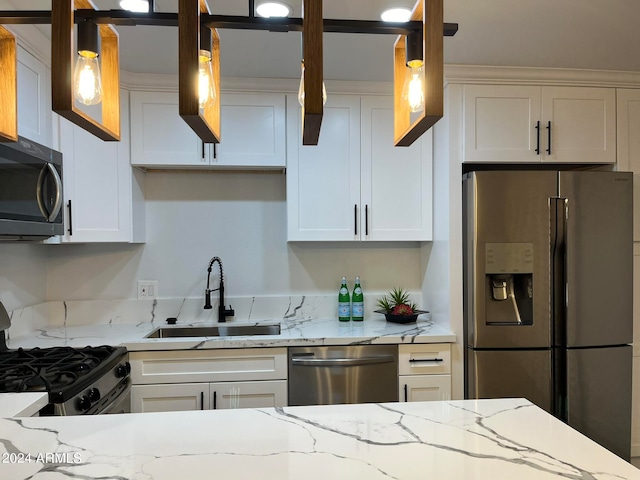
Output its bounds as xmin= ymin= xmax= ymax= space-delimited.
xmin=0 ymin=393 xmax=48 ymax=418
xmin=1 ymin=398 xmax=638 ymax=479
xmin=7 ymin=316 xmax=455 ymax=351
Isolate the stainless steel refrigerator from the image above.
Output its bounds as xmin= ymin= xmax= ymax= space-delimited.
xmin=463 ymin=170 xmax=633 ymax=460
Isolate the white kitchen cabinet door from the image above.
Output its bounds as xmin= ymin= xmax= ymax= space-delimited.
xmin=463 ymin=84 xmax=615 ymax=164
xmin=617 ymin=89 xmax=640 ymax=242
xmin=213 ymin=93 xmax=286 ymax=168
xmin=286 ymin=94 xmax=361 ymax=241
xmin=210 ymin=380 xmax=287 ymax=409
xmin=17 ymin=46 xmax=52 ymax=148
xmin=399 ymin=375 xmax=451 ymax=402
xmin=56 ymin=90 xmax=144 ymax=243
xmin=131 ymin=383 xmax=210 ymax=413
xmin=130 ymin=91 xmax=286 ymax=168
xmin=463 ymin=85 xmax=542 ymax=163
xmin=541 ymin=86 xmax=616 ymax=164
xmin=130 ymin=91 xmax=204 ymax=167
xmin=361 ymin=96 xmax=432 ymax=241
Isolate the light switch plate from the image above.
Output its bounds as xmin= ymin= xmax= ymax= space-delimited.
xmin=138 ymin=280 xmax=158 ymax=300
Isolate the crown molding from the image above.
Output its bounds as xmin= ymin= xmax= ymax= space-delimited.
xmin=445 ymin=64 xmax=640 ymax=88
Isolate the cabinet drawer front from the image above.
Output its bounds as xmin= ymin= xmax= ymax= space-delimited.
xmin=130 ymin=348 xmax=287 ymax=384
xmin=398 ymin=344 xmax=451 ymax=375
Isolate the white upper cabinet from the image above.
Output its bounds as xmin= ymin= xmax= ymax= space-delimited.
xmin=130 ymin=91 xmax=202 ymax=167
xmin=215 ymin=93 xmax=286 ymax=168
xmin=130 ymin=91 xmax=286 ymax=168
xmin=463 ymin=85 xmax=616 ymax=164
xmin=55 ymin=90 xmax=145 ymax=243
xmin=286 ymin=94 xmax=361 ymax=241
xmin=287 ymin=94 xmax=432 ymax=242
xmin=16 ymin=46 xmax=52 ymax=148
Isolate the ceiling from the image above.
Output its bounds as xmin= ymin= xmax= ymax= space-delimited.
xmin=5 ymin=0 xmax=640 ymax=81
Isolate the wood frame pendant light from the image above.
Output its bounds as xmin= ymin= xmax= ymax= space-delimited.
xmin=52 ymin=0 xmax=121 ymax=141
xmin=0 ymin=26 xmax=17 ymax=142
xmin=393 ymin=0 xmax=443 ymax=147
xmin=301 ymin=0 xmax=323 ymax=146
xmin=178 ymin=0 xmax=221 ymax=143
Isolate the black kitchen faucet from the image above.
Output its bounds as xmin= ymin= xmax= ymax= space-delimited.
xmin=204 ymin=256 xmax=235 ymax=322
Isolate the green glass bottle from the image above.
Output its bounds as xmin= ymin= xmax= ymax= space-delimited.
xmin=352 ymin=276 xmax=364 ymax=321
xmin=338 ymin=276 xmax=351 ymax=321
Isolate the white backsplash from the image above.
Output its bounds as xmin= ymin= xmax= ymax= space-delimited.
xmin=5 ymin=293 xmax=424 ymax=341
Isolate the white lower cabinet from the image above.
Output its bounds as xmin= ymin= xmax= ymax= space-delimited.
xmin=129 ymin=348 xmax=288 ymax=413
xmin=398 ymin=344 xmax=451 ymax=402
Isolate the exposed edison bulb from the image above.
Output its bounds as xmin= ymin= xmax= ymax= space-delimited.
xmin=198 ymin=50 xmax=216 ymax=109
xmin=73 ymin=51 xmax=102 ymax=106
xmin=402 ymin=60 xmax=424 ymax=112
xmin=403 ymin=60 xmax=425 ymax=113
xmin=297 ymin=62 xmax=327 ymax=107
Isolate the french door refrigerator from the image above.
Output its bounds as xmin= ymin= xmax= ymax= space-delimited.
xmin=463 ymin=170 xmax=633 ymax=460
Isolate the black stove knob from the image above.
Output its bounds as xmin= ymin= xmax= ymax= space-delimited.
xmin=77 ymin=395 xmax=91 ymax=412
xmin=115 ymin=362 xmax=130 ymax=378
xmin=88 ymin=388 xmax=101 ymax=402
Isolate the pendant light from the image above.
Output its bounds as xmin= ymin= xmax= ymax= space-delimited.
xmin=73 ymin=19 xmax=102 ymax=106
xmin=402 ymin=30 xmax=424 ymax=113
xmin=198 ymin=26 xmax=216 ymax=109
xmin=52 ymin=0 xmax=120 ymax=141
xmin=392 ymin=0 xmax=443 ymax=147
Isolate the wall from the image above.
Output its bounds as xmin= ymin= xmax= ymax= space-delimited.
xmin=45 ymin=170 xmax=424 ymax=304
xmin=0 ymin=244 xmax=48 ymax=311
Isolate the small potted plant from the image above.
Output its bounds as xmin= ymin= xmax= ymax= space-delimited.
xmin=375 ymin=287 xmax=428 ymax=324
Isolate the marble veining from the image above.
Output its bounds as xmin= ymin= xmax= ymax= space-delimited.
xmin=0 ymin=399 xmax=637 ymax=479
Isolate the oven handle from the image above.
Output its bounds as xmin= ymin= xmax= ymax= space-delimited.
xmin=36 ymin=163 xmax=63 ymax=222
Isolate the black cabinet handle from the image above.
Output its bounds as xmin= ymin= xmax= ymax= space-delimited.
xmin=404 ymin=384 xmax=408 ymax=402
xmin=354 ymin=204 xmax=358 ymax=236
xmin=213 ymin=143 xmax=217 ymax=159
xmin=546 ymin=121 xmax=552 ymax=155
xmin=365 ymin=205 xmax=369 ymax=236
xmin=201 ymin=141 xmax=205 ymax=159
xmin=200 ymin=392 xmax=204 ymax=410
xmin=409 ymin=358 xmax=443 ymax=363
xmin=213 ymin=391 xmax=217 ymax=409
xmin=535 ymin=121 xmax=540 ymax=155
xmin=67 ymin=200 xmax=73 ymax=236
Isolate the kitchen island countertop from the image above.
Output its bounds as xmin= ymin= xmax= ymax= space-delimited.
xmin=7 ymin=316 xmax=455 ymax=351
xmin=1 ymin=398 xmax=638 ymax=479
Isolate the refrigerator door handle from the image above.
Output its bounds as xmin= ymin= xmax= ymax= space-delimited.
xmin=550 ymin=197 xmax=568 ymax=420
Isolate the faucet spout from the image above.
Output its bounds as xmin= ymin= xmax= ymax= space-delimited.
xmin=204 ymin=256 xmax=234 ymax=322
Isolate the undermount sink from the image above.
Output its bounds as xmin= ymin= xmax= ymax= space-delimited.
xmin=145 ymin=324 xmax=281 ymax=339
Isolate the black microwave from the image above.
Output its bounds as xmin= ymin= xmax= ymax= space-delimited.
xmin=0 ymin=137 xmax=63 ymax=240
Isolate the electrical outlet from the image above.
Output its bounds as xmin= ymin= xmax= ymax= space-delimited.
xmin=138 ymin=280 xmax=158 ymax=300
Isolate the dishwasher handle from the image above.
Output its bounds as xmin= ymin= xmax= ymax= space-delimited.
xmin=290 ymin=355 xmax=396 ymax=367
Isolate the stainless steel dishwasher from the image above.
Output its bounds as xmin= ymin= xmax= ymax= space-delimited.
xmin=288 ymin=345 xmax=398 ymax=405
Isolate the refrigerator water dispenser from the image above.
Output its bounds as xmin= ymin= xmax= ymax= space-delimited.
xmin=485 ymin=243 xmax=533 ymax=325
